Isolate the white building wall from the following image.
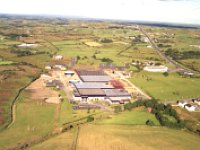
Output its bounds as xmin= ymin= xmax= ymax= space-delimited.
xmin=73 ymin=96 xmax=105 ymax=101
xmin=144 ymin=66 xmax=168 ymax=72
xmin=185 ymin=106 xmax=196 ymax=112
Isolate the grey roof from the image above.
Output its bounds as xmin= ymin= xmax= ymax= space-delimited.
xmin=80 ymin=75 xmax=112 ymax=82
xmin=103 ymin=89 xmax=131 ymax=97
xmin=77 ymin=89 xmax=106 ymax=96
xmin=76 ymin=70 xmax=106 ymax=76
xmin=73 ymin=82 xmax=114 ymax=89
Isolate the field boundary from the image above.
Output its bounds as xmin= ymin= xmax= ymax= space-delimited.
xmin=71 ymin=126 xmax=79 ymax=150
xmin=5 ymin=74 xmax=41 ymax=129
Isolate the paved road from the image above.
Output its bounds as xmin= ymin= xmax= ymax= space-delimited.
xmin=139 ymin=26 xmax=200 ymax=76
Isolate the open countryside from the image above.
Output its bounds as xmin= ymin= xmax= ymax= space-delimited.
xmin=0 ymin=12 xmax=200 ymax=150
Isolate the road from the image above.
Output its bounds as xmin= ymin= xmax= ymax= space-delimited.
xmin=121 ymin=78 xmax=151 ymax=100
xmin=139 ymin=26 xmax=200 ymax=76
xmin=54 ymin=71 xmax=74 ymax=103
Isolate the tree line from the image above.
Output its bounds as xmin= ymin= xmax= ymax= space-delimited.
xmin=124 ymin=99 xmax=185 ymax=129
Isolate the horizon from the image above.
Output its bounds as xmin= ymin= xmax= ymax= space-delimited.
xmin=0 ymin=0 xmax=200 ymax=25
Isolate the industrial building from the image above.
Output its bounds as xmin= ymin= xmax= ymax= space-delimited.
xmin=72 ymin=70 xmax=131 ymax=104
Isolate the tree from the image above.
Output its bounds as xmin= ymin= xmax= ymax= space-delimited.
xmin=87 ymin=108 xmax=90 ymax=114
xmin=146 ymin=120 xmax=155 ymax=126
xmin=92 ymin=54 xmax=96 ymax=59
xmin=114 ymin=106 xmax=122 ymax=113
xmin=163 ymin=72 xmax=169 ymax=77
xmin=101 ymin=57 xmax=113 ymax=64
xmin=77 ymin=55 xmax=80 ymax=60
xmin=124 ymin=103 xmax=132 ymax=111
xmin=87 ymin=116 xmax=94 ymax=122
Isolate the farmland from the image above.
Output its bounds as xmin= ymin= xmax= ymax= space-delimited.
xmin=0 ymin=16 xmax=200 ymax=150
xmin=77 ymin=124 xmax=200 ymax=150
xmin=0 ymin=61 xmax=13 ymax=65
xmin=0 ymin=91 xmax=56 ymax=149
xmin=97 ymin=107 xmax=160 ymax=125
xmin=130 ymin=72 xmax=200 ymax=101
xmin=144 ymin=26 xmax=200 ymax=72
xmin=28 ymin=128 xmax=77 ymax=150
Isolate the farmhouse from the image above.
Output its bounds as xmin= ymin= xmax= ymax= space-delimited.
xmin=184 ymin=104 xmax=196 ymax=112
xmin=177 ymin=101 xmax=188 ymax=108
xmin=193 ymin=99 xmax=200 ymax=105
xmin=17 ymin=43 xmax=39 ymax=48
xmin=143 ymin=66 xmax=168 ymax=72
xmin=53 ymin=55 xmax=63 ymax=60
xmin=54 ymin=64 xmax=67 ymax=71
xmin=140 ymin=37 xmax=149 ymax=43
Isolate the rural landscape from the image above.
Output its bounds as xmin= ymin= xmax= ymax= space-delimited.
xmin=0 ymin=14 xmax=200 ymax=150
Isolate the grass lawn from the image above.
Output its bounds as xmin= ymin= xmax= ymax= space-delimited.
xmin=28 ymin=128 xmax=77 ymax=150
xmin=97 ymin=107 xmax=160 ymax=126
xmin=0 ymin=91 xmax=56 ymax=149
xmin=130 ymin=72 xmax=200 ymax=101
xmin=0 ymin=61 xmax=13 ymax=65
xmin=77 ymin=124 xmax=200 ymax=150
xmin=59 ymin=91 xmax=102 ymax=126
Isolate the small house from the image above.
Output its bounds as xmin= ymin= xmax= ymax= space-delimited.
xmin=193 ymin=99 xmax=200 ymax=105
xmin=53 ymin=55 xmax=63 ymax=60
xmin=143 ymin=66 xmax=168 ymax=72
xmin=54 ymin=64 xmax=67 ymax=71
xmin=177 ymin=101 xmax=188 ymax=108
xmin=184 ymin=104 xmax=196 ymax=112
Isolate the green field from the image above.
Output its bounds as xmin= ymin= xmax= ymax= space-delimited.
xmin=0 ymin=61 xmax=13 ymax=65
xmin=28 ymin=128 xmax=77 ymax=150
xmin=145 ymin=26 xmax=200 ymax=71
xmin=130 ymin=72 xmax=200 ymax=101
xmin=77 ymin=124 xmax=200 ymax=150
xmin=0 ymin=17 xmax=200 ymax=150
xmin=0 ymin=91 xmax=56 ymax=149
xmin=97 ymin=107 xmax=160 ymax=125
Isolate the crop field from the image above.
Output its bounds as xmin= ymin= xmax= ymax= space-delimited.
xmin=97 ymin=107 xmax=160 ymax=125
xmin=28 ymin=128 xmax=77 ymax=150
xmin=130 ymin=72 xmax=200 ymax=101
xmin=85 ymin=41 xmax=102 ymax=47
xmin=77 ymin=124 xmax=200 ymax=150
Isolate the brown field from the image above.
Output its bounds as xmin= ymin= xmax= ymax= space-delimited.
xmin=77 ymin=124 xmax=200 ymax=150
xmin=0 ymin=64 xmax=41 ymax=127
xmin=26 ymin=76 xmax=60 ymax=104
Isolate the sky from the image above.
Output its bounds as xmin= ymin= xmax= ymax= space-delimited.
xmin=0 ymin=0 xmax=200 ymax=25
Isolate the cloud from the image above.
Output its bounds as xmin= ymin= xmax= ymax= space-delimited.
xmin=158 ymin=0 xmax=187 ymax=1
